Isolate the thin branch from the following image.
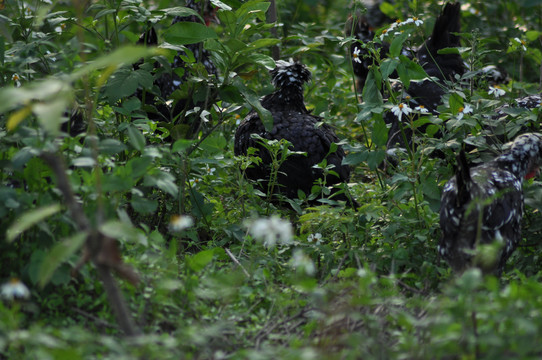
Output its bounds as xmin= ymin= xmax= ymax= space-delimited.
xmin=225 ymin=248 xmax=250 ymax=278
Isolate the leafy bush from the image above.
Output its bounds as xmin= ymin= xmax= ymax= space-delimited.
xmin=1 ymin=0 xmax=542 ymax=358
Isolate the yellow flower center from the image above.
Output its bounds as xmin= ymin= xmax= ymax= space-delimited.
xmin=399 ymin=104 xmax=404 ymax=109
xmin=458 ymin=107 xmax=464 ymax=112
xmin=12 ymin=74 xmax=19 ymax=81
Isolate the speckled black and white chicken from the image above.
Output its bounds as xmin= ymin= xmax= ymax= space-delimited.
xmin=438 ymin=133 xmax=542 ymax=275
xmin=136 ymin=0 xmax=217 ymax=139
xmin=234 ymin=60 xmax=355 ymax=206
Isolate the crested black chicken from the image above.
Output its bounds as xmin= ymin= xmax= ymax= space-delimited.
xmin=234 ymin=60 xmax=355 ymax=206
xmin=439 ymin=133 xmax=542 ymax=275
xmin=135 ymin=0 xmax=217 ymax=139
xmin=386 ymin=2 xmax=465 ymax=152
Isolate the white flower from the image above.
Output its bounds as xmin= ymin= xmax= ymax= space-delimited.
xmin=415 ymin=105 xmax=429 ymax=113
xmin=235 ymin=114 xmax=242 ymax=125
xmin=412 ymin=17 xmax=423 ymax=26
xmin=514 ymin=37 xmax=527 ymax=51
xmin=488 ymin=85 xmax=506 ymax=98
xmin=169 ymin=215 xmax=194 ymax=232
xmin=391 ymin=103 xmax=412 ymax=120
xmin=189 ymin=178 xmax=201 ymax=187
xmin=307 ymin=233 xmax=323 ymax=245
xmin=469 ymin=8 xmax=481 ymax=16
xmin=352 ymin=47 xmax=362 ymax=64
xmin=380 ymin=29 xmax=389 ymax=41
xmin=457 ymin=104 xmax=473 ymax=120
xmin=289 ymin=249 xmax=316 ymax=276
xmin=205 ymin=165 xmax=216 ymax=176
xmin=247 ymin=216 xmax=293 ymax=248
xmin=11 ymin=74 xmax=21 ymax=88
xmin=1 ymin=278 xmax=30 ymax=300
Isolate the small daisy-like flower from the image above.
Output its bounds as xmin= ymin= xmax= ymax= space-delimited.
xmin=247 ymin=216 xmax=293 ymax=248
xmin=307 ymin=233 xmax=323 ymax=245
xmin=412 ymin=17 xmax=423 ymax=26
xmin=457 ymin=104 xmax=473 ymax=120
xmin=488 ymin=85 xmax=506 ymax=98
xmin=205 ymin=165 xmax=216 ymax=176
xmin=169 ymin=215 xmax=194 ymax=232
xmin=289 ymin=249 xmax=316 ymax=276
xmin=391 ymin=103 xmax=412 ymax=120
xmin=513 ymin=37 xmax=527 ymax=51
xmin=12 ymin=74 xmax=21 ymax=87
xmin=380 ymin=29 xmax=388 ymax=41
xmin=189 ymin=178 xmax=201 ymax=187
xmin=415 ymin=105 xmax=429 ymax=113
xmin=469 ymin=8 xmax=481 ymax=16
xmin=352 ymin=47 xmax=362 ymax=64
xmin=1 ymin=278 xmax=30 ymax=300
xmin=235 ymin=114 xmax=241 ymax=125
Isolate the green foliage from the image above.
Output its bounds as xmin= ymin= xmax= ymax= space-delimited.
xmin=1 ymin=0 xmax=542 ymax=359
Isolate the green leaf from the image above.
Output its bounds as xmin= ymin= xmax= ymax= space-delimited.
xmin=389 ymin=31 xmax=409 ymax=58
xmin=247 ymin=38 xmax=281 ymax=51
xmin=105 ymin=68 xmax=152 ymax=103
xmin=100 ymin=220 xmax=148 ymax=246
xmin=380 ymin=58 xmax=399 ymax=79
xmin=235 ymin=1 xmax=270 ymax=22
xmin=245 ymin=53 xmax=275 ymax=70
xmin=187 ymin=249 xmax=216 ymax=272
xmin=162 ymin=6 xmax=204 ymax=23
xmin=164 ymin=22 xmax=218 ymax=45
xmin=71 ymin=46 xmax=160 ymax=81
xmin=38 ymin=232 xmax=87 ymax=288
xmin=372 ymin=114 xmax=388 ymax=147
xmin=448 ymin=92 xmax=464 ymax=114
xmin=7 ymin=204 xmax=62 ymax=242
xmin=233 ymin=77 xmax=273 ymax=131
xmin=362 ymin=68 xmax=383 ymax=106
xmin=144 ymin=171 xmax=178 ymax=196
xmin=126 ymin=124 xmax=146 ymax=151
xmin=367 ymin=149 xmax=387 ymax=170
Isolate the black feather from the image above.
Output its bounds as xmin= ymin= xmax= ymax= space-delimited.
xmin=234 ymin=61 xmax=355 ymax=207
xmin=439 ymin=133 xmax=542 ymax=275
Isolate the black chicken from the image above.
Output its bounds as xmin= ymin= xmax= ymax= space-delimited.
xmin=345 ymin=11 xmax=391 ymax=92
xmin=386 ymin=2 xmax=464 ymax=151
xmin=234 ymin=60 xmax=355 ymax=206
xmin=136 ymin=0 xmax=217 ymax=139
xmin=438 ymin=133 xmax=542 ymax=275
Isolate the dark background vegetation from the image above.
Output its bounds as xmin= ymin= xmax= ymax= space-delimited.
xmin=1 ymin=0 xmax=542 ymax=358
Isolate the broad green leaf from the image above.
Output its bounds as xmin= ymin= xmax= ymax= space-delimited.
xmin=164 ymin=22 xmax=218 ymax=45
xmin=71 ymin=46 xmax=160 ymax=81
xmin=247 ymin=38 xmax=281 ymax=51
xmin=372 ymin=114 xmax=388 ymax=147
xmin=127 ymin=156 xmax=153 ymax=179
xmin=162 ymin=6 xmax=204 ymax=23
xmin=448 ymin=92 xmax=464 ymax=114
xmin=380 ymin=58 xmax=399 ymax=79
xmin=236 ymin=1 xmax=270 ymax=22
xmin=362 ymin=68 xmax=383 ymax=106
xmin=233 ymin=77 xmax=273 ymax=131
xmin=172 ymin=139 xmax=195 ymax=153
xmin=144 ymin=171 xmax=179 ymax=196
xmin=127 ymin=124 xmax=146 ymax=151
xmin=210 ymin=0 xmax=232 ymax=10
xmin=38 ymin=232 xmax=87 ymax=288
xmin=105 ymin=67 xmax=152 ymax=103
xmin=187 ymin=249 xmax=216 ymax=272
xmin=100 ymin=220 xmax=148 ymax=246
xmin=245 ymin=53 xmax=275 ymax=70
xmin=7 ymin=204 xmax=62 ymax=242
xmin=389 ymin=31 xmax=409 ymax=58
xmin=367 ymin=149 xmax=387 ymax=170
